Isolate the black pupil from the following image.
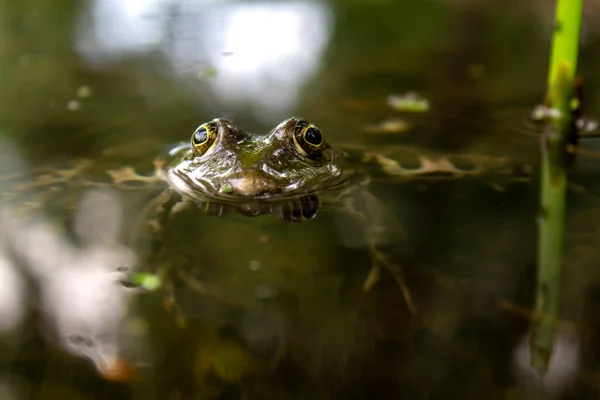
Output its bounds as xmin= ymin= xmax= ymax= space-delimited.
xmin=304 ymin=127 xmax=322 ymax=146
xmin=194 ymin=127 xmax=208 ymax=145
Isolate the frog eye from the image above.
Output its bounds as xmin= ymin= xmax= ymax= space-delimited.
xmin=191 ymin=121 xmax=219 ymax=156
xmin=293 ymin=121 xmax=324 ymax=159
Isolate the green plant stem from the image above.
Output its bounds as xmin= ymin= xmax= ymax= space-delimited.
xmin=532 ymin=0 xmax=582 ymax=372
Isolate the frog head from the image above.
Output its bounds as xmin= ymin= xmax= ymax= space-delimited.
xmin=166 ymin=117 xmax=351 ymax=200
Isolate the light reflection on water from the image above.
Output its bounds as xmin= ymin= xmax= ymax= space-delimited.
xmin=175 ymin=1 xmax=331 ymax=120
xmin=512 ymin=330 xmax=581 ymax=399
xmin=76 ymin=0 xmax=172 ymax=61
xmin=1 ymin=180 xmax=143 ymax=380
xmin=0 ymin=237 xmax=24 ymax=334
xmin=79 ymin=0 xmax=332 ymax=121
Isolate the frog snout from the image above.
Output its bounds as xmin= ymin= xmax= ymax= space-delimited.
xmin=223 ymin=172 xmax=281 ymax=197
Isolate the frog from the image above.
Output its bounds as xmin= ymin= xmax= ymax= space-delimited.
xmin=166 ymin=117 xmax=351 ymax=199
xmin=151 ymin=116 xmax=358 ymax=222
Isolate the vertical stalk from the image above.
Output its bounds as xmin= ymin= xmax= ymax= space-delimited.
xmin=531 ymin=0 xmax=582 ymax=372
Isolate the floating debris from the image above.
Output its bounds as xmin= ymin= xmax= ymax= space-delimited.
xmin=133 ymin=272 xmax=161 ymax=291
xmin=248 ymin=260 xmax=262 ymax=271
xmin=387 ymin=92 xmax=430 ymax=112
xmin=363 ymin=118 xmax=410 ymax=134
xmin=77 ymin=86 xmax=92 ymax=98
xmin=531 ymin=104 xmax=561 ymax=122
xmin=576 ymin=116 xmax=599 ymax=134
xmin=532 ymin=105 xmax=599 ymax=135
xmin=67 ymin=100 xmax=80 ymax=111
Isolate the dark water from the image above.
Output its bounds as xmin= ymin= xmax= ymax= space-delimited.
xmin=2 ymin=0 xmax=600 ymax=399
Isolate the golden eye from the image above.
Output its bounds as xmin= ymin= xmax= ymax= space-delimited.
xmin=191 ymin=121 xmax=219 ymax=156
xmin=293 ymin=121 xmax=324 ymax=159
